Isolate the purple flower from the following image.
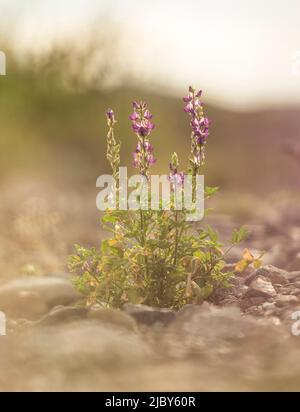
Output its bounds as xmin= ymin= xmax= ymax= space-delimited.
xmin=129 ymin=112 xmax=139 ymax=121
xmin=132 ymin=152 xmax=140 ymax=168
xmin=130 ymin=101 xmax=156 ymax=175
xmin=130 ymin=102 xmax=155 ymax=139
xmin=132 ymin=142 xmax=156 ymax=172
xmin=147 ymin=153 xmax=156 ymax=165
xmin=171 ymin=172 xmax=184 ymax=187
xmin=191 ymin=116 xmax=210 ymax=138
xmin=183 ymin=87 xmax=210 ymax=169
xmin=169 ymin=169 xmax=184 ymax=187
xmin=144 ymin=141 xmax=154 ymax=151
xmin=184 ymin=102 xmax=194 ymax=114
xmin=106 ymin=108 xmax=115 ymax=124
xmin=183 ymin=96 xmax=193 ymax=103
xmin=132 ymin=121 xmax=155 ymax=137
xmin=144 ymin=110 xmax=153 ymax=120
xmin=169 ymin=152 xmax=184 ymax=189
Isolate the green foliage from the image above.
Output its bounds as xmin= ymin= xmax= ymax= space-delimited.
xmin=69 ymin=196 xmax=253 ymax=309
xmin=68 ymin=95 xmax=261 ymax=309
xmin=231 ymin=226 xmax=249 ymax=244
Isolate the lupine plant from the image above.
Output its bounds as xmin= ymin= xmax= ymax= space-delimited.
xmin=69 ymin=87 xmax=262 ymax=309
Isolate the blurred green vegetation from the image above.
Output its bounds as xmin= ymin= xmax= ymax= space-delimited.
xmin=0 ymin=51 xmax=299 ymax=195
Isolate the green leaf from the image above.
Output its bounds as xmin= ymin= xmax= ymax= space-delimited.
xmin=231 ymin=227 xmax=249 ymax=244
xmin=102 ymin=214 xmax=118 ymax=224
xmin=193 ymin=249 xmax=204 ymax=259
xmin=205 ymin=186 xmax=219 ymax=198
xmin=206 ymin=225 xmax=218 ymax=242
xmin=101 ymin=239 xmax=109 ymax=254
xmin=192 ymin=282 xmax=214 ymax=300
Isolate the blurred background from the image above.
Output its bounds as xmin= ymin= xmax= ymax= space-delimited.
xmin=1 ymin=0 xmax=300 ymax=280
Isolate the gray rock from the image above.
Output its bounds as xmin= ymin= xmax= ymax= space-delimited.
xmin=164 ymin=303 xmax=278 ymax=358
xmin=0 ymin=318 xmax=152 ymax=391
xmin=0 ymin=289 xmax=47 ymax=320
xmin=123 ymin=303 xmax=176 ymax=326
xmin=287 ymin=271 xmax=300 ymax=282
xmin=1 ymin=301 xmax=300 ymax=391
xmin=291 ymin=281 xmax=300 ymax=289
xmin=275 ymin=294 xmax=299 ymax=307
xmin=169 ymin=303 xmax=251 ymax=344
xmin=87 ymin=306 xmax=138 ymax=332
xmin=239 ymin=296 xmax=268 ymax=311
xmin=262 ymin=302 xmax=276 ymax=311
xmin=244 ymin=305 xmax=264 ymax=317
xmin=34 ymin=305 xmax=88 ymax=326
xmin=244 ymin=275 xmax=277 ymax=299
xmin=268 ymin=316 xmax=281 ymax=326
xmin=0 ymin=276 xmax=82 ymax=319
xmin=210 ymin=276 xmax=246 ymax=304
xmin=245 ymin=265 xmax=290 ymax=286
xmin=275 ymin=284 xmax=300 ymax=296
xmin=32 ymin=304 xmax=138 ymax=332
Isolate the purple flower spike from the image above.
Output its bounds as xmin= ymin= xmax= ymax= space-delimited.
xmin=130 ymin=101 xmax=155 ymax=139
xmin=130 ymin=100 xmax=156 ymax=176
xmin=106 ymin=108 xmax=115 ymax=122
xmin=183 ymin=86 xmax=210 ymax=169
xmin=169 ymin=152 xmax=184 ymax=190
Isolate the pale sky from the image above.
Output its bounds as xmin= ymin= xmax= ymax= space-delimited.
xmin=1 ymin=0 xmax=300 ymax=110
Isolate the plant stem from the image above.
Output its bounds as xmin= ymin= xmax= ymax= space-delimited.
xmin=140 ymin=208 xmax=150 ymax=281
xmin=171 ymin=210 xmax=187 ymax=265
xmin=173 ymin=210 xmax=179 ymax=265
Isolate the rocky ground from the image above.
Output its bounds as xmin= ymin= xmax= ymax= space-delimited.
xmin=0 ymin=264 xmax=300 ymax=391
xmin=1 ymin=181 xmax=300 ymax=391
